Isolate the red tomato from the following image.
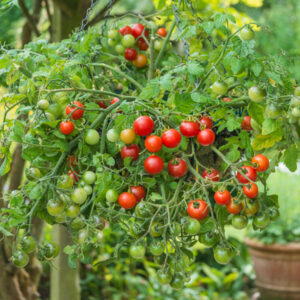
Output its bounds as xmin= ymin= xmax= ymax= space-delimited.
xmin=226 ymin=198 xmax=243 ymax=214
xmin=118 ymin=192 xmax=136 ymax=209
xmin=202 ymin=169 xmax=219 ymax=182
xmin=133 ymin=116 xmax=154 ymax=136
xmin=132 ymin=23 xmax=145 ymax=38
xmin=137 ymin=38 xmax=149 ymax=51
xmin=157 ymin=28 xmax=167 ymax=37
xmin=98 ymin=100 xmax=107 ymax=108
xmin=69 ymin=170 xmax=79 ymax=184
xmin=145 ymin=135 xmax=162 ymax=153
xmin=130 ymin=186 xmax=146 ymax=202
xmin=167 ymin=158 xmax=187 ymax=178
xmin=243 ymin=182 xmax=258 ymax=198
xmin=133 ymin=54 xmax=148 ymax=68
xmin=144 ymin=155 xmax=164 ymax=175
xmin=121 ymin=145 xmax=140 ymax=162
xmin=111 ymin=97 xmax=119 ymax=105
xmin=60 ymin=121 xmax=74 ymax=135
xmin=179 ymin=121 xmax=200 ymax=137
xmin=119 ymin=25 xmax=132 ymax=36
xmin=199 ymin=116 xmax=213 ymax=129
xmin=236 ymin=166 xmax=257 ymax=184
xmin=241 ymin=116 xmax=252 ymax=131
xmin=214 ymin=190 xmax=231 ymax=205
xmin=251 ymin=154 xmax=269 ymax=172
xmin=161 ymin=129 xmax=181 ymax=148
xmin=187 ymin=199 xmax=209 ymax=220
xmin=197 ymin=129 xmax=215 ymax=146
xmin=222 ymin=97 xmax=231 ymax=102
xmin=65 ymin=101 xmax=84 ymax=120
xmin=124 ymin=48 xmax=137 ymax=61
xmin=67 ymin=155 xmax=76 ymax=167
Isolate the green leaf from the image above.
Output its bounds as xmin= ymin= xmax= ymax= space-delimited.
xmin=139 ymin=79 xmax=160 ymax=99
xmin=150 ymin=192 xmax=163 ymax=202
xmin=187 ymin=62 xmax=204 ymax=76
xmin=225 ymin=117 xmax=240 ymax=132
xmin=226 ymin=147 xmax=240 ymax=163
xmin=29 ymin=184 xmax=42 ymax=200
xmin=175 ymin=93 xmax=195 ymax=113
xmin=252 ymin=129 xmax=283 ymax=151
xmin=199 ymin=218 xmax=215 ymax=233
xmin=64 ymin=245 xmax=76 ymax=255
xmin=262 ymin=118 xmax=279 ymax=135
xmin=248 ymin=102 xmax=265 ymax=125
xmin=0 ymin=225 xmax=12 ymax=236
xmin=202 ymin=22 xmax=214 ymax=35
xmin=223 ymin=272 xmax=239 ymax=285
xmin=160 ymin=74 xmax=172 ymax=90
xmin=251 ymin=61 xmax=262 ymax=77
xmin=191 ymin=92 xmax=209 ymax=104
xmin=283 ymin=145 xmax=298 ymax=172
xmin=214 ymin=204 xmax=229 ymax=226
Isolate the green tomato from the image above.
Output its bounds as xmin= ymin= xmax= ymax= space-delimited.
xmin=213 ymin=244 xmax=233 ymax=265
xmin=212 ymin=81 xmax=228 ymax=95
xmin=85 ymin=129 xmax=100 ymax=145
xmin=184 ymin=217 xmax=200 ymax=235
xmin=268 ymin=207 xmax=280 ymax=221
xmin=47 ymin=199 xmax=65 ymax=216
xmin=291 ymin=96 xmax=300 ymax=107
xmin=37 ymin=99 xmax=50 ymax=110
xmin=57 ymin=174 xmax=73 ymax=189
xmin=83 ymin=185 xmax=93 ymax=195
xmin=248 ymin=86 xmax=266 ymax=103
xmin=92 ymin=215 xmax=105 ymax=230
xmin=45 ymin=112 xmax=56 ymax=121
xmin=129 ymin=244 xmax=146 ymax=259
xmin=149 ymin=239 xmax=165 ymax=256
xmin=253 ymin=212 xmax=270 ymax=229
xmin=157 ymin=269 xmax=172 ymax=285
xmin=115 ymin=44 xmax=125 ymax=54
xmin=150 ymin=222 xmax=163 ymax=237
xmin=12 ymin=250 xmax=29 ymax=268
xmin=108 ymin=38 xmax=117 ymax=47
xmin=129 ymin=220 xmax=146 ymax=238
xmin=294 ymin=87 xmax=300 ymax=96
xmin=71 ymin=216 xmax=85 ymax=230
xmin=122 ymin=34 xmax=136 ymax=47
xmin=232 ymin=215 xmax=248 ymax=230
xmin=170 ymin=273 xmax=185 ymax=289
xmin=78 ymin=229 xmax=89 ymax=243
xmin=18 ymin=85 xmax=27 ymax=94
xmin=26 ymin=167 xmax=41 ymax=181
xmin=108 ymin=29 xmax=118 ymax=39
xmin=66 ymin=204 xmax=80 ymax=218
xmin=47 ymin=103 xmax=62 ymax=118
xmin=240 ymin=27 xmax=254 ymax=41
xmin=199 ymin=231 xmax=219 ymax=247
xmin=71 ymin=188 xmax=88 ymax=205
xmin=148 ymin=21 xmax=158 ymax=31
xmin=291 ymin=107 xmax=300 ymax=118
xmin=21 ymin=236 xmax=36 ymax=254
xmin=106 ymin=189 xmax=119 ymax=203
xmin=135 ymin=201 xmax=153 ymax=218
xmin=54 ymin=213 xmax=66 ymax=223
xmin=106 ymin=128 xmax=119 ymax=142
xmin=83 ymin=171 xmax=96 ymax=185
xmin=44 ymin=242 xmax=60 ymax=260
xmin=266 ymin=104 xmax=281 ymax=119
xmin=154 ymin=39 xmax=163 ymax=51
xmin=53 ymin=92 xmax=68 ymax=104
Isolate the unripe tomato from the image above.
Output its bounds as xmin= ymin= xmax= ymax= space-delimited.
xmin=12 ymin=250 xmax=29 ymax=268
xmin=226 ymin=198 xmax=243 ymax=214
xmin=150 ymin=221 xmax=163 ymax=237
xmin=145 ymin=135 xmax=162 ymax=152
xmin=106 ymin=189 xmax=119 ymax=202
xmin=179 ymin=121 xmax=200 ymax=137
xmin=121 ymin=144 xmax=140 ymax=162
xmin=124 ymin=48 xmax=137 ymax=61
xmin=83 ymin=171 xmax=96 ymax=185
xmin=137 ymin=38 xmax=149 ymax=50
xmin=184 ymin=217 xmax=200 ymax=235
xmin=71 ymin=216 xmax=85 ymax=230
xmin=197 ymin=128 xmax=215 ymax=146
xmin=71 ymin=188 xmax=88 ymax=205
xmin=244 ymin=199 xmax=259 ymax=216
xmin=65 ymin=101 xmax=84 ymax=120
xmin=266 ymin=104 xmax=281 ymax=119
xmin=202 ymin=169 xmax=219 ymax=182
xmin=37 ymin=99 xmax=49 ymax=110
xmin=236 ymin=166 xmax=257 ymax=183
xmin=130 ymin=185 xmax=146 ymax=202
xmin=45 ymin=112 xmax=55 ymax=121
xmin=248 ymin=86 xmax=266 ymax=103
xmin=115 ymin=44 xmax=125 ymax=54
xmin=149 ymin=239 xmax=164 ymax=256
xmin=26 ymin=167 xmax=41 ymax=181
xmin=240 ymin=27 xmax=254 ymax=41
xmin=106 ymin=128 xmax=119 ymax=142
xmin=157 ymin=27 xmax=167 ymax=37
xmin=212 ymin=81 xmax=228 ymax=95
xmin=154 ymin=39 xmax=163 ymax=51
xmin=253 ymin=212 xmax=270 ymax=229
xmin=21 ymin=236 xmax=36 ymax=254
xmin=47 ymin=199 xmax=65 ymax=216
xmin=161 ymin=129 xmax=181 ymax=148
xmin=251 ymin=154 xmax=269 ymax=172
xmin=131 ymin=23 xmax=145 ymax=38
xmin=108 ymin=38 xmax=116 ymax=47
xmin=167 ymin=158 xmax=187 ymax=178
xmin=213 ymin=244 xmax=233 ymax=264
xmin=85 ymin=129 xmax=100 ymax=145
xmin=119 ymin=25 xmax=132 ymax=36
xmin=199 ymin=116 xmax=213 ymax=129
xmin=144 ymin=155 xmax=164 ymax=174
xmin=129 ymin=244 xmax=146 ymax=259
xmin=292 ymin=107 xmax=300 ymax=117
xmin=44 ymin=242 xmax=60 ymax=260
xmin=232 ymin=215 xmax=248 ymax=229
xmin=83 ymin=185 xmax=93 ymax=195
xmin=241 ymin=116 xmax=253 ymax=131
xmin=122 ymin=34 xmax=136 ymax=47
xmin=243 ymin=182 xmax=258 ymax=198
xmin=60 ymin=121 xmax=74 ymax=135
xmin=199 ymin=231 xmax=219 ymax=247
xmin=108 ymin=29 xmax=118 ymax=39
xmin=157 ymin=269 xmax=172 ymax=285
xmin=47 ymin=103 xmax=62 ymax=118
xmin=57 ymin=174 xmax=73 ymax=189
xmin=53 ymin=92 xmax=68 ymax=104
xmin=291 ymin=96 xmax=300 ymax=107
xmin=118 ymin=192 xmax=136 ymax=209
xmin=65 ymin=204 xmax=80 ymax=218
xmin=214 ymin=190 xmax=231 ymax=205
xmin=268 ymin=207 xmax=280 ymax=221
xmin=120 ymin=128 xmax=136 ymax=144
xmin=133 ymin=115 xmax=154 ymax=136
xmin=133 ymin=54 xmax=148 ymax=68
xmin=187 ymin=199 xmax=209 ymax=220
xmin=294 ymin=87 xmax=300 ymax=96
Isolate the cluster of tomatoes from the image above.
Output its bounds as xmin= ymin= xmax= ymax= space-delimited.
xmin=106 ymin=23 xmax=167 ymax=68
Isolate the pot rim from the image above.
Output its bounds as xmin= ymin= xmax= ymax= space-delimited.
xmin=245 ymin=238 xmax=300 ymax=252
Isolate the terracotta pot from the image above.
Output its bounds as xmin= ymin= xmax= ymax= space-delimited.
xmin=245 ymin=238 xmax=300 ymax=300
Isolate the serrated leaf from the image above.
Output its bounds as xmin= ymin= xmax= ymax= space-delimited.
xmin=251 ymin=61 xmax=262 ymax=77
xmin=226 ymin=117 xmax=241 ymax=132
xmin=187 ymin=62 xmax=204 ymax=76
xmin=252 ymin=129 xmax=283 ymax=150
xmin=226 ymin=148 xmax=240 ymax=162
xmin=175 ymin=93 xmax=195 ymax=113
xmin=202 ymin=22 xmax=214 ymax=35
xmin=160 ymin=74 xmax=172 ymax=90
xmin=262 ymin=118 xmax=279 ymax=135
xmin=150 ymin=192 xmax=163 ymax=202
xmin=29 ymin=184 xmax=42 ymax=200
xmin=139 ymin=79 xmax=160 ymax=99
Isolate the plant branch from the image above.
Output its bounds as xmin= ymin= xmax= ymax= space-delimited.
xmin=18 ymin=0 xmax=40 ymax=36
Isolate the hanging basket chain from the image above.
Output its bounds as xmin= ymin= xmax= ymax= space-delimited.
xmin=99 ymin=0 xmax=117 ymax=44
